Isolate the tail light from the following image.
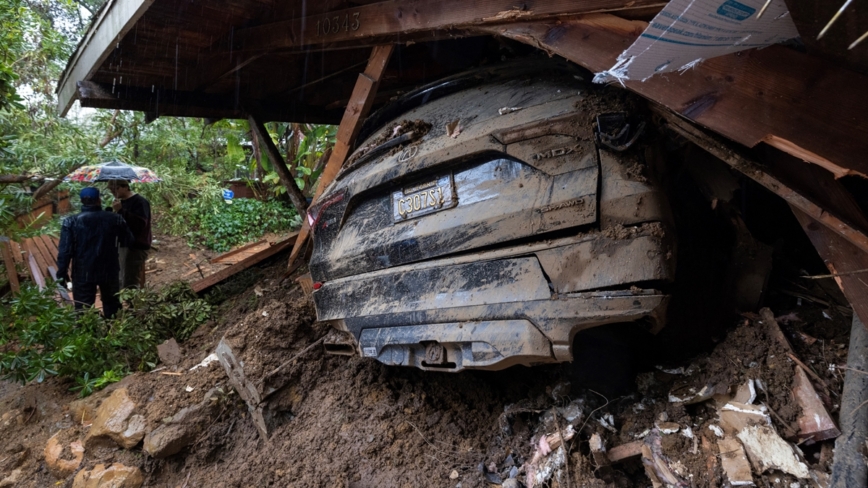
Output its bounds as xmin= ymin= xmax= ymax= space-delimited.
xmin=307 ymin=189 xmax=347 ymax=233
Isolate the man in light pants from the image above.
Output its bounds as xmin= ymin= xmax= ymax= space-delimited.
xmin=108 ymin=179 xmax=152 ymax=289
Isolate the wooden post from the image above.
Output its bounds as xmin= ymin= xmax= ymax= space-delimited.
xmin=248 ymin=116 xmax=309 ymax=215
xmin=286 ymin=44 xmax=394 ymax=270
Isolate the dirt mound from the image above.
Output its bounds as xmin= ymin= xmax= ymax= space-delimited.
xmin=0 ymin=254 xmax=852 ymax=488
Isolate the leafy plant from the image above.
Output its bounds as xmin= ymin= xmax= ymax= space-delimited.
xmin=159 ymin=192 xmax=301 ymax=252
xmin=0 ymin=281 xmax=213 ymax=396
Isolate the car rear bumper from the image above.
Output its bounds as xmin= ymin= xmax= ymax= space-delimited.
xmin=314 ymin=224 xmax=674 ymax=371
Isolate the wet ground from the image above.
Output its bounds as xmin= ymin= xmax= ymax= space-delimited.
xmin=0 ymin=249 xmax=853 ymax=487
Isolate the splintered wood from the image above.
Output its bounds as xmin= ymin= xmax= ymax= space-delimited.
xmin=759 ymin=308 xmax=841 ymax=442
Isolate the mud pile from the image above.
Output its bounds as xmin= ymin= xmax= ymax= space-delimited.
xmin=0 ymin=256 xmax=853 ymax=487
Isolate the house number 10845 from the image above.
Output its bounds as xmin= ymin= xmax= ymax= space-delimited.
xmin=316 ymin=12 xmax=360 ymax=36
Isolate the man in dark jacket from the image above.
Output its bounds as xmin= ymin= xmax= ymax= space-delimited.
xmin=56 ymin=187 xmax=133 ymax=318
xmin=107 ymin=179 xmax=152 ymax=289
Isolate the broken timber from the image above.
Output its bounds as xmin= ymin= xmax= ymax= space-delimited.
xmin=759 ymin=308 xmax=841 ymax=442
xmin=657 ymin=109 xmax=868 ymax=258
xmin=287 ymin=44 xmax=394 ymax=269
xmin=483 ymin=14 xmax=868 ymax=179
xmin=191 ymin=233 xmax=298 ymax=293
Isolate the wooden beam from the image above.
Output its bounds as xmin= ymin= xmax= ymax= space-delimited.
xmin=210 ymin=240 xmax=269 ymax=265
xmin=232 ymin=0 xmax=665 ymax=53
xmin=657 ymin=109 xmax=868 ymax=257
xmin=189 ymin=0 xmax=662 ymax=90
xmin=191 ymin=233 xmax=298 ymax=293
xmin=77 ymin=81 xmax=342 ymax=125
xmin=1 ymin=240 xmax=20 ymax=293
xmin=57 ymin=0 xmax=155 ymax=115
xmin=286 ymin=44 xmax=394 ymax=268
xmin=793 ymin=208 xmax=868 ymax=326
xmin=482 ymin=14 xmax=868 ymax=179
xmin=248 ymin=116 xmax=309 ymax=215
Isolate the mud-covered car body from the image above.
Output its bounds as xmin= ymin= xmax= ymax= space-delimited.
xmin=308 ymin=61 xmax=675 ymax=371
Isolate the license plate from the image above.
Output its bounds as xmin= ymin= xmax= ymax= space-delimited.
xmin=392 ymin=174 xmax=456 ymax=222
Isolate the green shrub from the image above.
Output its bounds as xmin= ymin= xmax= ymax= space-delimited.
xmin=0 ymin=281 xmax=213 ymax=396
xmin=160 ymin=192 xmax=301 ymax=252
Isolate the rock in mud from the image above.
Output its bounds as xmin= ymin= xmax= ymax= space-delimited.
xmin=143 ymin=388 xmax=218 ymax=458
xmin=72 ymin=463 xmax=144 ymax=488
xmin=157 ymin=338 xmax=182 ymax=366
xmin=44 ymin=429 xmax=84 ymax=478
xmin=0 ymin=469 xmax=22 ymax=488
xmin=69 ymin=388 xmax=112 ymax=425
xmin=502 ymin=479 xmax=523 ymax=488
xmin=0 ymin=444 xmax=28 ymax=472
xmin=85 ymin=388 xmax=146 ymax=449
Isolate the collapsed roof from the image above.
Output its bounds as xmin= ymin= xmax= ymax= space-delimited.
xmin=57 ymin=0 xmax=868 ymax=178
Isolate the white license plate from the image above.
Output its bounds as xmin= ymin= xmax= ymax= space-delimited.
xmin=391 ymin=174 xmax=456 ymax=222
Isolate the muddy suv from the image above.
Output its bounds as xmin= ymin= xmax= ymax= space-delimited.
xmin=308 ymin=60 xmax=675 ymax=372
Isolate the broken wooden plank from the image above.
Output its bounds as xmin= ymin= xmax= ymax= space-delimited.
xmin=658 ymin=109 xmax=868 ymax=257
xmin=717 ymin=437 xmax=754 ymax=487
xmin=26 ymin=251 xmax=45 ymax=290
xmin=192 ymin=232 xmax=298 ymax=293
xmin=287 ymin=44 xmax=394 ymax=268
xmin=31 ymin=236 xmax=56 ymax=276
xmin=793 ymin=366 xmax=841 ymax=442
xmin=210 ymin=240 xmax=269 ymax=265
xmin=483 ymin=14 xmax=868 ymax=179
xmin=759 ymin=308 xmax=841 ymax=442
xmin=40 ymin=234 xmax=59 ymax=258
xmin=1 ymin=239 xmax=20 ymax=293
xmin=248 ymin=115 xmax=309 ymax=215
xmin=607 ymin=440 xmax=643 ymax=463
xmin=793 ymin=207 xmax=868 ymax=327
xmin=21 ymin=239 xmax=51 ymax=280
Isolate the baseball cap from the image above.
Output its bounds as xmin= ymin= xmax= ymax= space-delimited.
xmin=80 ymin=187 xmax=100 ymax=200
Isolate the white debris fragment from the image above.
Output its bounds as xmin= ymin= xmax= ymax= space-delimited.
xmin=822 ymin=311 xmax=832 ymax=319
xmin=598 ymin=413 xmax=617 ymax=433
xmin=262 ymin=310 xmax=269 ymax=317
xmin=656 ymin=422 xmax=680 ymax=435
xmin=681 ymin=427 xmax=694 ymax=439
xmin=498 ymin=107 xmax=522 ymax=115
xmin=709 ymin=425 xmax=724 ymax=438
xmin=737 ymin=425 xmax=810 ymax=479
xmin=190 ymin=353 xmax=219 ymax=371
xmin=185 ymin=385 xmax=194 ymax=392
xmin=633 ymin=429 xmax=651 ymax=439
xmin=525 ymin=425 xmax=575 ymax=488
xmin=734 ymin=379 xmax=757 ymax=405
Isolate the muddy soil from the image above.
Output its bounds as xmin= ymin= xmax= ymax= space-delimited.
xmin=0 ymin=252 xmax=853 ymax=487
